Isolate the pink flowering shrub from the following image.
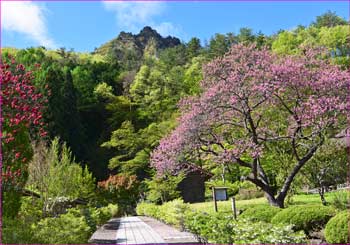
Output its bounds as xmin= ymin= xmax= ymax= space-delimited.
xmin=1 ymin=59 xmax=47 ymax=217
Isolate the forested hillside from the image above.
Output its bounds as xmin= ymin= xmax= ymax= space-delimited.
xmin=2 ymin=11 xmax=349 ymax=244
xmin=3 ymin=12 xmax=348 ymax=183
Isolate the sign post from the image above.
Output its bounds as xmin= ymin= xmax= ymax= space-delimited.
xmin=231 ymin=197 xmax=237 ymax=220
xmin=212 ymin=187 xmax=218 ymax=212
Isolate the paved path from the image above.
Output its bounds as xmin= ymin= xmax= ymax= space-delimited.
xmin=89 ymin=216 xmax=199 ymax=244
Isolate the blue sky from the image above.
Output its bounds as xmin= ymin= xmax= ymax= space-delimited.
xmin=2 ymin=1 xmax=349 ymax=52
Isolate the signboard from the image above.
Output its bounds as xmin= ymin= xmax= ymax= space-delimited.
xmin=215 ymin=188 xmax=227 ymax=201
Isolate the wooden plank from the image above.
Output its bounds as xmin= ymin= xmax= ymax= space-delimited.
xmin=139 ymin=216 xmax=198 ymax=244
xmin=90 ymin=216 xmax=198 ymax=244
xmin=112 ymin=218 xmax=126 ymax=244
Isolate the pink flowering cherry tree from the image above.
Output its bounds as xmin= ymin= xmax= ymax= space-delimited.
xmin=151 ymin=44 xmax=349 ymax=208
xmin=1 ymin=59 xmax=47 ymax=217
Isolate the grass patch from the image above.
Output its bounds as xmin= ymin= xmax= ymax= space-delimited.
xmin=189 ymin=191 xmax=347 ymax=214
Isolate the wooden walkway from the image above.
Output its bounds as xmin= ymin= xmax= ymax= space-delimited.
xmin=89 ymin=216 xmax=199 ymax=244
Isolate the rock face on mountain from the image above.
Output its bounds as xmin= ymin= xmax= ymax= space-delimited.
xmin=94 ymin=26 xmax=181 ymax=69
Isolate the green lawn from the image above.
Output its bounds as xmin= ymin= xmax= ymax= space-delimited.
xmin=190 ymin=191 xmax=348 ymax=214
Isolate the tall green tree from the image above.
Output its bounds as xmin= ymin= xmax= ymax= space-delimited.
xmin=186 ymin=37 xmax=202 ymax=59
xmin=61 ymin=68 xmax=86 ymax=159
xmin=312 ymin=10 xmax=348 ymax=28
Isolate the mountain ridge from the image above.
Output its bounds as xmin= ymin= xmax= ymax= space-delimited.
xmin=93 ymin=26 xmax=181 ymax=65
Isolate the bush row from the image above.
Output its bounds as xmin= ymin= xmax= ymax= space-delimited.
xmin=136 ymin=200 xmax=306 ymax=244
xmin=136 ymin=199 xmax=189 ymax=229
xmin=271 ymin=205 xmax=335 ymax=235
xmin=241 ymin=204 xmax=348 ymax=243
xmin=137 ymin=200 xmax=349 ymax=243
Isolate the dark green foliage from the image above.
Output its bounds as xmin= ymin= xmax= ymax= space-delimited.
xmin=186 ymin=37 xmax=202 ymax=59
xmin=2 ymin=190 xmax=23 ymax=218
xmin=312 ymin=10 xmax=348 ymax=28
xmin=60 ymin=68 xmax=86 ymax=159
xmin=271 ymin=205 xmax=336 ymax=234
xmin=159 ymin=44 xmax=188 ymax=67
xmin=332 ymin=191 xmax=349 ymax=210
xmin=301 ymin=140 xmax=347 ymax=205
xmin=238 ymin=27 xmax=255 ymax=43
xmin=208 ymin=33 xmax=235 ymax=58
xmin=145 ymin=173 xmax=185 ymax=204
xmin=324 ymin=211 xmax=350 ymax=244
xmin=237 ymin=184 xmax=265 ymax=200
xmin=239 ymin=205 xmax=281 ymax=222
xmin=2 ymin=217 xmax=37 ymax=244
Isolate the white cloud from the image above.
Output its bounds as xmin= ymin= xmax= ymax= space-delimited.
xmin=154 ymin=22 xmax=181 ymax=37
xmin=2 ymin=1 xmax=56 ymax=48
xmin=103 ymin=1 xmax=180 ymax=37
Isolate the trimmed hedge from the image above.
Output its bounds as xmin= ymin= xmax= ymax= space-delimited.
xmin=136 ymin=199 xmax=189 ymax=229
xmin=185 ymin=211 xmax=306 ymax=244
xmin=271 ymin=205 xmax=336 ymax=234
xmin=136 ymin=202 xmax=160 ymax=218
xmin=239 ymin=205 xmax=281 ymax=222
xmin=136 ymin=200 xmax=306 ymax=244
xmin=324 ymin=211 xmax=350 ymax=244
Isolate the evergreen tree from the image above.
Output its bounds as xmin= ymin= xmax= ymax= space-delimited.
xmin=312 ymin=10 xmax=347 ymax=28
xmin=60 ymin=68 xmax=86 ymax=160
xmin=186 ymin=37 xmax=201 ymax=59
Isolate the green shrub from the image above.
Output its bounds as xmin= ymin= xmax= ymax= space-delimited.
xmin=27 ymin=138 xmax=96 ymax=203
xmin=145 ymin=173 xmax=185 ymax=204
xmin=183 ymin=210 xmax=212 ymax=242
xmin=236 ymin=182 xmax=264 ymax=200
xmin=184 ymin=211 xmax=306 ymax=244
xmin=91 ymin=204 xmax=119 ymax=226
xmin=271 ymin=205 xmax=336 ymax=234
xmin=136 ymin=202 xmax=160 ymax=218
xmin=2 ymin=217 xmax=37 ymax=244
xmin=158 ymin=199 xmax=190 ymax=229
xmin=68 ymin=204 xmax=119 ymax=233
xmin=137 ymin=199 xmax=189 ymax=229
xmin=332 ymin=190 xmax=350 ymax=210
xmin=324 ymin=211 xmax=350 ymax=244
xmin=107 ymin=203 xmax=119 ymax=217
xmin=239 ymin=205 xmax=281 ymax=222
xmin=19 ymin=196 xmax=44 ymax=223
xmin=32 ymin=212 xmax=91 ymax=244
